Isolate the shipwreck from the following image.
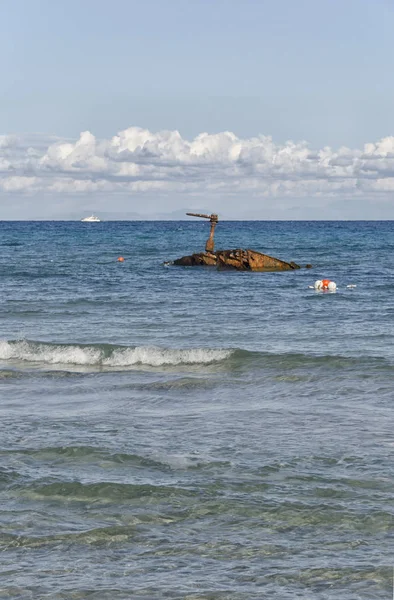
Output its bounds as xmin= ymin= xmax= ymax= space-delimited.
xmin=169 ymin=213 xmax=311 ymax=272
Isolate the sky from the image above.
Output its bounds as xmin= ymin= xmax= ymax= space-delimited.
xmin=1 ymin=0 xmax=394 ymax=219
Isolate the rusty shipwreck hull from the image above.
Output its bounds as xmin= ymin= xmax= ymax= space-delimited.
xmin=170 ymin=212 xmax=309 ymax=272
xmin=173 ymin=249 xmax=300 ymax=271
xmin=217 ymin=249 xmax=300 ymax=271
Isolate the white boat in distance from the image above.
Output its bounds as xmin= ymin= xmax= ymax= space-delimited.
xmin=81 ymin=215 xmax=101 ymax=222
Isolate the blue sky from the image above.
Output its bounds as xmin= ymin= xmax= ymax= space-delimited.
xmin=1 ymin=0 xmax=394 ymax=218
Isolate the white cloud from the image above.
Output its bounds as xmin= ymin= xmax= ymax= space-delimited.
xmin=1 ymin=126 xmax=394 ymax=217
xmin=0 ymin=176 xmax=40 ymax=192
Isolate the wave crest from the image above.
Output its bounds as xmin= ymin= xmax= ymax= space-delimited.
xmin=0 ymin=340 xmax=233 ymax=368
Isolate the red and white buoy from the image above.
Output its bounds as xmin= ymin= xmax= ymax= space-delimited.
xmin=313 ymin=279 xmax=337 ymax=291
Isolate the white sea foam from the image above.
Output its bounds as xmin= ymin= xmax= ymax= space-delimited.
xmin=0 ymin=340 xmax=102 ymax=365
xmin=104 ymin=346 xmax=231 ymax=367
xmin=0 ymin=340 xmax=232 ymax=367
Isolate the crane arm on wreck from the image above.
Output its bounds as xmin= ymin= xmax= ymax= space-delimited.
xmin=186 ymin=212 xmax=218 ymax=253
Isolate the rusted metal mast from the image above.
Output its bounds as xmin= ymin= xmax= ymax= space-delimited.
xmin=186 ymin=212 xmax=219 ymax=253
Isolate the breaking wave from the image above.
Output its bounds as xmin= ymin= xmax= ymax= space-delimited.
xmin=0 ymin=339 xmax=391 ymax=375
xmin=0 ymin=340 xmax=233 ymax=368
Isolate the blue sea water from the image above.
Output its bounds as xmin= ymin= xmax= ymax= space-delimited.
xmin=0 ymin=220 xmax=393 ymax=599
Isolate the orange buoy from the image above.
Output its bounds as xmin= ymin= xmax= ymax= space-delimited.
xmin=322 ymin=279 xmax=330 ymax=289
xmin=117 ymin=256 xmax=125 ymax=262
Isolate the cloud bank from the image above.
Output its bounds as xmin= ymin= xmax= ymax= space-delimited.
xmin=1 ymin=127 xmax=394 ymax=218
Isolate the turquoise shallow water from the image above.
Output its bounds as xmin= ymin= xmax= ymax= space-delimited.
xmin=0 ymin=220 xmax=394 ymax=599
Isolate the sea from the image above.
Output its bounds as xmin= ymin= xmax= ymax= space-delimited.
xmin=0 ymin=220 xmax=393 ymax=600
